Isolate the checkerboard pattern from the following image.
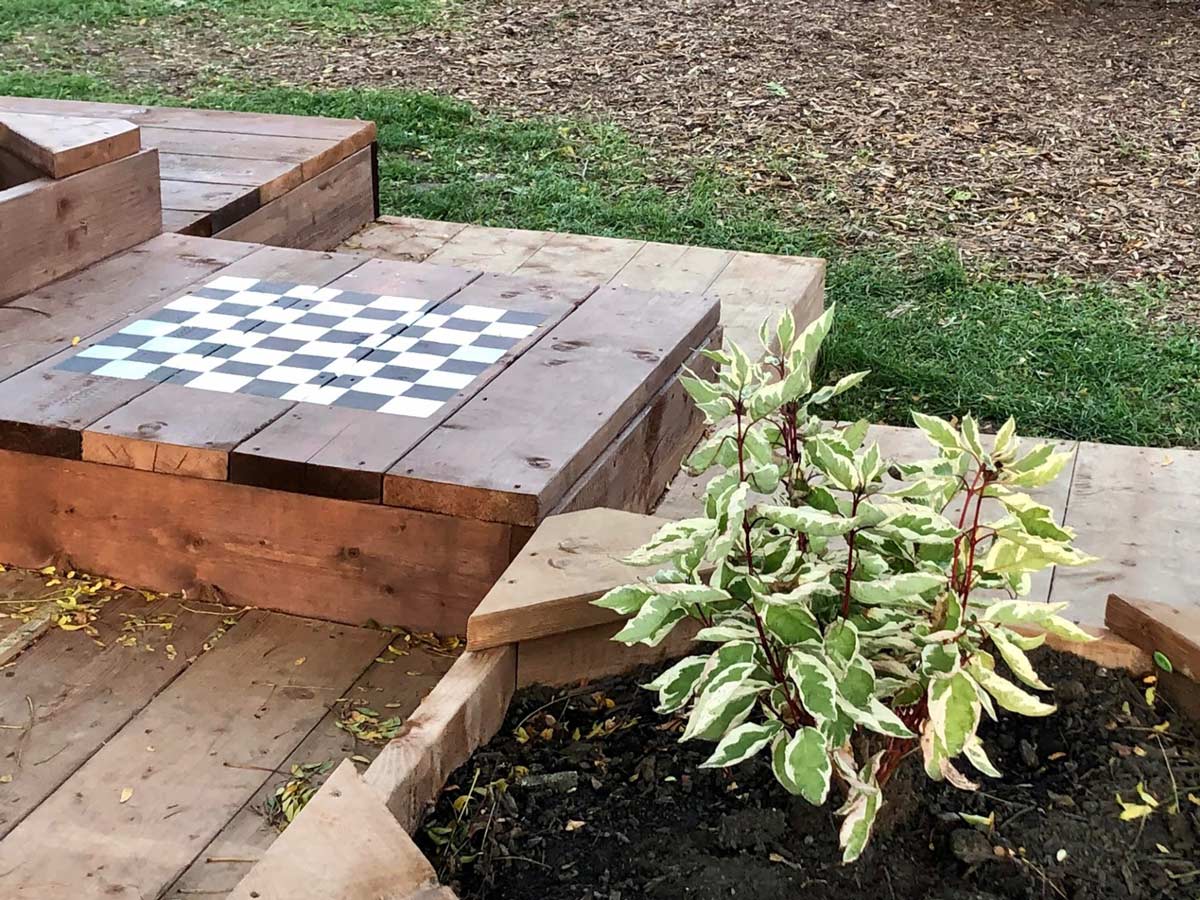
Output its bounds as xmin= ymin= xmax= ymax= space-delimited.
xmin=57 ymin=276 xmax=547 ymax=418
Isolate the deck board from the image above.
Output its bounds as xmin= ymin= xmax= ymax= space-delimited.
xmin=0 ymin=610 xmax=387 ymax=899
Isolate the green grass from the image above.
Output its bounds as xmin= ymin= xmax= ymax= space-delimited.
xmin=0 ymin=0 xmax=442 ymax=42
xmin=3 ymin=71 xmax=1198 ymax=448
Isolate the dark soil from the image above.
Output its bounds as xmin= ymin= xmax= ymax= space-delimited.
xmin=420 ymin=650 xmax=1200 ymax=900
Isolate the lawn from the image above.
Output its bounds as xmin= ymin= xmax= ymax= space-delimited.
xmin=2 ymin=69 xmax=1198 ymax=448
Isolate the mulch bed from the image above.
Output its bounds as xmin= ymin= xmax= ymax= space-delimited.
xmin=13 ymin=0 xmax=1200 ymax=314
xmin=421 ymin=649 xmax=1200 ymax=900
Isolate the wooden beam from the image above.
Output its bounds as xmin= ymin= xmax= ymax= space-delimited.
xmin=363 ymin=646 xmax=516 ymax=831
xmin=1106 ymin=594 xmax=1200 ymax=681
xmin=227 ymin=760 xmax=442 ymax=900
xmin=0 ymin=148 xmax=162 ymax=304
xmin=0 ymin=111 xmax=140 ymax=178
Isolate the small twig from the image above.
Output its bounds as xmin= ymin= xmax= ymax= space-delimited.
xmin=31 ymin=744 xmax=67 ymax=766
xmin=493 ymin=855 xmax=550 ymax=869
xmin=223 ymin=761 xmax=289 ymax=775
xmin=204 ymin=857 xmax=258 ymax=865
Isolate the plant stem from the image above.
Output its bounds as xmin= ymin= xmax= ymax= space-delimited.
xmin=839 ymin=493 xmax=863 ymax=618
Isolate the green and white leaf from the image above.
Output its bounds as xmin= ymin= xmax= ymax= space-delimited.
xmin=771 ymin=727 xmax=831 ymax=805
xmin=701 ymin=720 xmax=782 ymax=768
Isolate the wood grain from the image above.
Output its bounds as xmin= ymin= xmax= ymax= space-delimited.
xmin=384 ymin=284 xmax=720 ymax=526
xmin=0 ymin=611 xmax=385 ymax=900
xmin=342 ymin=214 xmax=465 ymax=262
xmin=0 ymin=148 xmax=162 ymax=303
xmin=427 ymin=222 xmax=553 ymax=272
xmin=1106 ymin=594 xmax=1200 ymax=681
xmin=517 ymin=616 xmax=700 ymax=688
xmin=467 ymin=508 xmax=669 ymax=650
xmin=610 ymin=240 xmax=733 ymax=293
xmin=363 ymin=646 xmax=516 ymax=831
xmin=707 ymin=250 xmax=825 ymax=348
xmin=0 ymin=595 xmax=223 ymax=838
xmin=158 ymin=152 xmax=303 ymax=201
xmin=0 ymin=111 xmax=140 ymax=178
xmin=0 ymin=449 xmax=515 ymax=634
xmin=214 ymin=147 xmax=375 ymax=250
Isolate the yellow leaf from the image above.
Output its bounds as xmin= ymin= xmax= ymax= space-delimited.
xmin=39 ymin=566 xmax=55 ymax=575
xmin=1145 ymin=686 xmax=1156 ymax=705
xmin=1133 ymin=746 xmax=1147 ymax=757
xmin=294 ymin=657 xmax=306 ymax=666
xmin=0 ymin=774 xmax=12 ymax=784
xmin=119 ymin=787 xmax=134 ymax=804
xmin=1156 ymin=843 xmax=1170 ymax=854
xmin=564 ymin=819 xmax=585 ymax=832
xmin=1136 ymin=782 xmax=1160 ymax=808
xmin=1187 ymin=793 xmax=1200 ymax=807
xmin=1152 ymin=721 xmax=1170 ymax=733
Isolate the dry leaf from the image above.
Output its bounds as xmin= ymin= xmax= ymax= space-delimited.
xmin=294 ymin=657 xmax=306 ymax=666
xmin=119 ymin=787 xmax=134 ymax=804
xmin=564 ymin=819 xmax=585 ymax=832
xmin=0 ymin=774 xmax=12 ymax=784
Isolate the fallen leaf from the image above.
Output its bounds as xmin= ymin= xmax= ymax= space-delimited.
xmin=1056 ymin=849 xmax=1068 ymax=862
xmin=120 ymin=787 xmax=134 ymax=804
xmin=0 ymin=774 xmax=12 ymax=784
xmin=564 ymin=819 xmax=585 ymax=832
xmin=294 ymin=657 xmax=306 ymax=666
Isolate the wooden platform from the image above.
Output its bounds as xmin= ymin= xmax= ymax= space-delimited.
xmin=0 ymin=568 xmax=455 ymax=900
xmin=0 ymin=96 xmax=377 ymax=246
xmin=0 ymin=230 xmax=723 ymax=630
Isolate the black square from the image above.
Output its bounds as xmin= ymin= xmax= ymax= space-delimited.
xmin=216 ymin=361 xmax=268 ymax=378
xmin=349 ymin=346 xmax=376 ymax=361
xmin=475 ymin=334 xmax=518 ymax=350
xmin=209 ymin=345 xmax=241 ymax=359
xmin=500 ymin=310 xmax=547 ymax=326
xmin=440 ymin=358 xmax=489 ymax=376
xmin=56 ymin=355 xmax=105 ymax=374
xmin=146 ymin=307 xmax=194 ymax=325
xmin=190 ymin=341 xmax=223 ymax=356
xmin=286 ymin=354 xmax=336 ymax=370
xmin=164 ymin=369 xmax=199 ymax=385
xmin=335 ymin=290 xmax=376 ymax=306
xmin=127 ymin=349 xmax=174 ymax=364
xmin=329 ymin=374 xmax=363 ymax=389
xmin=211 ymin=302 xmax=257 ymax=317
xmin=257 ymin=337 xmax=305 ymax=352
xmin=190 ymin=287 xmax=236 ymax=300
xmin=106 ymin=332 xmax=150 ymax=349
xmin=357 ymin=306 xmax=402 ymax=321
xmin=405 ymin=384 xmax=457 ymax=402
xmin=143 ymin=366 xmax=182 ymax=383
xmin=376 ymin=365 xmax=425 ymax=382
xmin=242 ymin=379 xmax=293 ymax=399
xmin=332 ymin=390 xmax=389 ymax=411
xmin=442 ymin=317 xmax=488 ymax=332
xmin=411 ymin=340 xmax=457 ymax=357
xmin=171 ymin=326 xmax=217 ymax=341
xmin=233 ymin=318 xmax=261 ymax=333
xmin=294 ymin=313 xmax=343 ymax=328
xmin=255 ymin=280 xmax=295 ymax=295
xmin=306 ymin=371 xmax=337 ymax=386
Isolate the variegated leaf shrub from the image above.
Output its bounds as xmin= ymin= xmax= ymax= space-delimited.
xmin=593 ymin=306 xmax=1097 ymax=863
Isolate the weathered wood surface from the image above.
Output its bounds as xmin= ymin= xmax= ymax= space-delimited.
xmin=0 ymin=148 xmax=162 ymax=303
xmin=214 ymin=146 xmax=375 ymax=249
xmin=364 ymin=646 xmax=516 ymax=831
xmin=166 ymin=644 xmax=454 ymax=898
xmin=0 ymin=96 xmax=376 ymax=244
xmin=1106 ymin=594 xmax=1200 ymax=682
xmin=0 ymin=111 xmax=140 ymax=178
xmin=0 ymin=449 xmax=515 ymax=633
xmin=80 ymin=249 xmax=370 ymax=480
xmin=0 ymin=611 xmax=385 ymax=899
xmin=468 ymin=508 xmax=668 ymax=650
xmin=383 ymin=285 xmax=720 ymax=526
xmin=0 ymin=595 xmax=222 ymax=838
xmin=342 ymin=214 xmax=466 ymax=262
xmin=228 ymin=760 xmax=442 ymax=900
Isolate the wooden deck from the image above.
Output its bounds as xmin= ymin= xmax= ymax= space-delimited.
xmin=0 ymin=567 xmax=455 ymax=900
xmin=0 ymin=96 xmax=377 ymax=245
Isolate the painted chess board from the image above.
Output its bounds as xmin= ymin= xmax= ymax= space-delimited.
xmin=56 ymin=276 xmax=546 ymax=418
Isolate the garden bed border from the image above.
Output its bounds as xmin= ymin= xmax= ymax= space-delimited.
xmin=228 ymin=506 xmax=1172 ymax=900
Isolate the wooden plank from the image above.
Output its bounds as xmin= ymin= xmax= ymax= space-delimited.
xmin=610 ymin=240 xmax=733 ymax=293
xmin=0 ymin=449 xmax=516 ymax=634
xmin=0 ymin=111 xmax=140 ymax=179
xmin=0 ymin=594 xmax=226 ymax=838
xmin=162 ymin=207 xmax=207 ymax=235
xmin=552 ymin=334 xmax=718 ymax=517
xmin=0 ymin=96 xmax=375 ymax=146
xmin=79 ymin=249 xmax=369 ymax=481
xmin=707 ymin=251 xmax=825 ymax=346
xmin=159 ymin=152 xmax=303 ymax=202
xmin=340 ymin=215 xmax=467 ymax=262
xmin=232 ymin=269 xmax=588 ymax=502
xmin=1050 ymin=441 xmax=1200 ymax=627
xmin=363 ymin=646 xmax=515 ymax=831
xmin=1106 ymin=595 xmax=1200 ymax=681
xmin=227 ymin=760 xmax=441 ymax=900
xmin=0 ymin=244 xmax=355 ymax=461
xmin=0 ymin=611 xmax=386 ymax=899
xmin=518 ymin=616 xmax=700 ymax=688
xmin=513 ymin=231 xmax=644 ymax=283
xmin=166 ymin=644 xmax=454 ymax=898
xmin=0 ymin=232 xmax=253 ymax=379
xmin=139 ymin=125 xmax=337 ymax=168
xmin=427 ymin=222 xmax=554 ymax=273
xmin=384 ymin=284 xmax=721 ymax=526
xmin=467 ymin=508 xmax=668 ymax=650
xmin=160 ymin=178 xmax=260 ymax=232
xmin=0 ymin=148 xmax=162 ymax=303
xmin=215 ymin=147 xmax=376 ymax=251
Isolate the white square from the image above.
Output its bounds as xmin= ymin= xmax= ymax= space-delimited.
xmin=424 ymin=327 xmax=480 ymax=346
xmin=208 ymin=328 xmax=266 ymax=348
xmin=232 ymin=347 xmax=292 ymax=366
xmin=412 ymin=312 xmax=451 ymax=329
xmin=285 ymin=284 xmax=342 ymax=303
xmin=451 ymin=345 xmax=505 ymax=364
xmin=249 ymin=305 xmax=305 ymax=324
xmin=78 ymin=344 xmax=135 ymax=360
xmin=165 ymin=294 xmax=221 ymax=314
xmin=354 ymin=376 xmax=413 ymax=397
xmin=484 ymin=321 xmax=537 ymax=339
xmin=379 ymin=396 xmax=443 ymax=418
xmin=164 ymin=353 xmax=224 ymax=373
xmin=335 ymin=317 xmax=392 ymax=335
xmin=299 ymin=340 xmax=358 ymax=358
xmin=179 ymin=312 xmax=242 ymax=331
xmin=141 ymin=336 xmax=200 ymax=354
xmin=92 ymin=359 xmax=159 ymax=379
xmin=325 ymin=358 xmax=384 ymax=377
xmin=259 ymin=365 xmax=320 ymax=385
xmin=360 ymin=332 xmax=390 ymax=349
xmin=187 ymin=371 xmax=254 ymax=393
xmin=378 ymin=334 xmax=417 ymax=352
xmin=229 ymin=289 xmax=283 ymax=308
xmin=454 ymin=304 xmax=506 ymax=323
xmin=417 ymin=369 xmax=476 ymax=390
xmin=120 ymin=319 xmax=178 ymax=338
xmin=272 ymin=323 xmax=331 ymax=342
xmin=368 ymin=295 xmax=428 ymax=313
xmin=206 ymin=275 xmax=260 ymax=292
xmin=282 ymin=383 xmax=347 ymax=404
xmin=391 ymin=351 xmax=450 ymax=370
xmin=307 ymin=300 xmax=361 ymax=319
